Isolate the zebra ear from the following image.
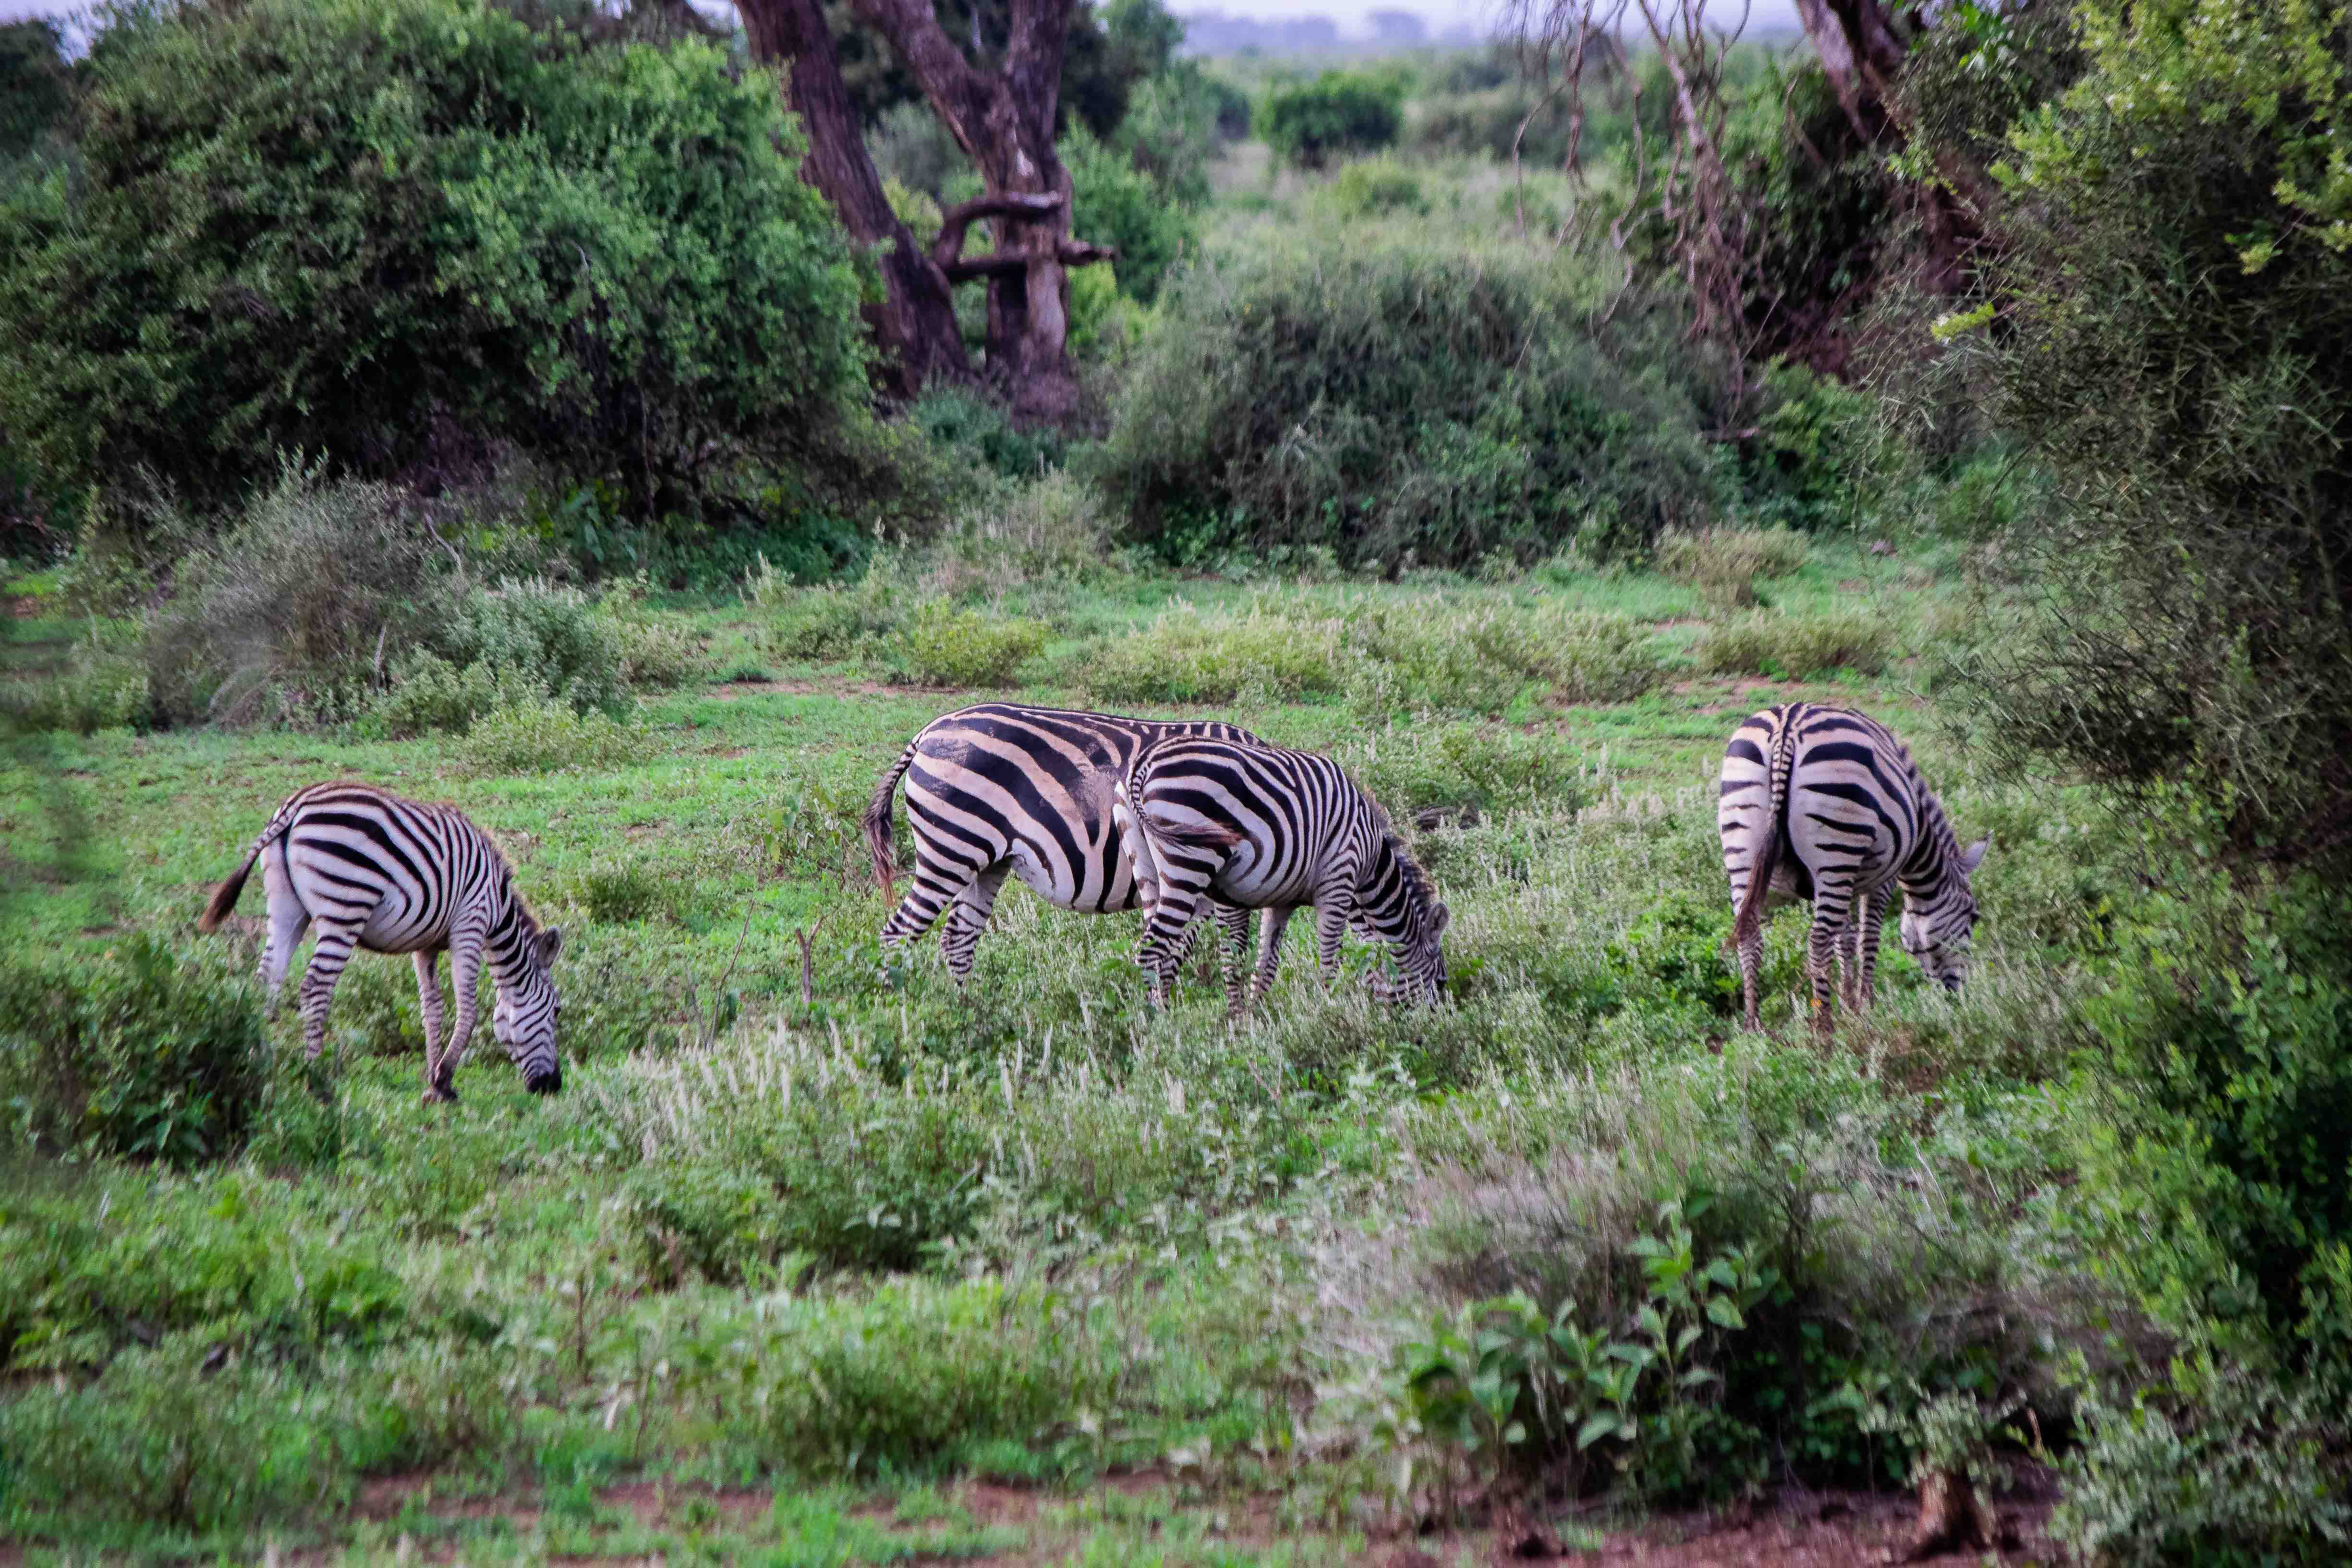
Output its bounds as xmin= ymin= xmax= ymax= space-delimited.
xmin=537 ymin=926 xmax=565 ymax=964
xmin=1432 ymin=903 xmax=1451 ymax=934
xmin=1959 ymin=836 xmax=1990 ymax=874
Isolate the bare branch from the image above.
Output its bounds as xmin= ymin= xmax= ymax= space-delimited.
xmin=931 ymin=190 xmax=1065 ymax=270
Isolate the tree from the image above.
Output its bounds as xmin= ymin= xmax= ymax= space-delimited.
xmin=742 ymin=0 xmax=1119 ymax=419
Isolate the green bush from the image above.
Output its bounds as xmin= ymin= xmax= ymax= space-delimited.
xmin=908 ymin=385 xmax=1070 ymax=486
xmin=0 ymin=629 xmax=150 ymax=735
xmin=1655 ymin=526 xmax=1808 ymax=606
xmin=0 ymin=0 xmax=869 ymax=522
xmin=1065 ymin=124 xmax=1197 ymax=305
xmin=1690 ymin=609 xmax=1892 ymax=679
xmin=1961 ymin=0 xmax=2352 ymax=873
xmin=0 ymin=936 xmax=268 ymax=1166
xmin=1263 ymin=71 xmax=1404 ymax=169
xmin=145 ymin=466 xmax=467 ymax=728
xmin=452 ymin=697 xmax=653 ymax=775
xmin=889 ymin=602 xmax=1048 ymax=688
xmin=1079 ymin=605 xmax=1348 ymax=706
xmin=1331 ymin=156 xmax=1426 ymax=219
xmin=2071 ymin=875 xmax=2352 ymax=1376
xmin=746 ymin=1280 xmax=1110 ymax=1478
xmin=1091 ymin=239 xmax=1734 ymax=568
xmin=448 ymin=580 xmax=630 ymax=719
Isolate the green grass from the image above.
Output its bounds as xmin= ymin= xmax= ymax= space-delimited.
xmin=0 ymin=517 xmax=2134 ymax=1561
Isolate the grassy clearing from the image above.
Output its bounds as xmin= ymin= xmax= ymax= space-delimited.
xmin=0 ymin=518 xmax=2134 ymax=1561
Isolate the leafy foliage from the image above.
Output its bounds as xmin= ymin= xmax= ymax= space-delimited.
xmin=1263 ymin=70 xmax=1404 ymax=169
xmin=1092 ymin=238 xmax=1737 ymax=567
xmin=0 ymin=0 xmax=870 ymax=521
xmin=0 ymin=937 xmax=267 ymax=1167
xmin=1968 ymin=0 xmax=2352 ymax=870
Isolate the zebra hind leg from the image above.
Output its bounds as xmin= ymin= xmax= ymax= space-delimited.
xmin=296 ymin=920 xmax=363 ymax=1065
xmin=258 ymin=851 xmax=309 ymax=1015
xmin=941 ymin=864 xmax=1010 ymax=988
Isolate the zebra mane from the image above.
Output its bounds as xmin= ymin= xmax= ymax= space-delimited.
xmin=1380 ymin=820 xmax=1444 ymax=924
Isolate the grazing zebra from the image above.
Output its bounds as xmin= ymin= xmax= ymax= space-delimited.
xmin=1113 ymin=737 xmax=1450 ymax=1011
xmin=863 ymin=704 xmax=1268 ymax=986
xmin=197 ymin=782 xmax=564 ymax=1101
xmin=1718 ymin=704 xmax=1988 ymax=1033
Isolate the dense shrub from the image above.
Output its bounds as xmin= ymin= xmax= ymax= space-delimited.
xmin=1654 ymin=526 xmax=1807 ymax=606
xmin=1963 ymin=0 xmax=2352 ymax=872
xmin=1331 ymin=156 xmax=1426 ymax=219
xmin=1691 ymin=609 xmax=1892 ymax=679
xmin=1263 ymin=70 xmax=1404 ymax=169
xmin=1065 ymin=125 xmax=1197 ymax=305
xmin=0 ymin=0 xmax=870 ymax=523
xmin=451 ymin=697 xmax=654 ymax=775
xmin=2052 ymin=871 xmax=2352 ymax=1557
xmin=1091 ymin=239 xmax=1735 ymax=568
xmin=889 ymin=602 xmax=1048 ymax=688
xmin=0 ymin=937 xmax=267 ymax=1166
xmin=145 ymin=467 xmax=466 ymax=727
xmin=909 ymin=385 xmax=1071 ymax=486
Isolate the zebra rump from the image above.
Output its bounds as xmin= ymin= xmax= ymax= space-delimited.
xmin=862 ymin=703 xmax=1265 ymax=986
xmin=201 ymin=781 xmax=563 ymax=1100
xmin=1719 ymin=703 xmax=1987 ymax=1033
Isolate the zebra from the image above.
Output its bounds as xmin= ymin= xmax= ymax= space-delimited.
xmin=197 ymin=781 xmax=564 ymax=1101
xmin=1718 ymin=703 xmax=1988 ymax=1033
xmin=862 ymin=703 xmax=1270 ymax=988
xmin=1112 ymin=736 xmax=1450 ymax=1012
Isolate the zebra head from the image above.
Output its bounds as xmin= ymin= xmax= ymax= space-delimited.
xmin=1900 ymin=836 xmax=1989 ymax=992
xmin=494 ymin=924 xmax=565 ymax=1094
xmin=1366 ymin=833 xmax=1450 ymax=1004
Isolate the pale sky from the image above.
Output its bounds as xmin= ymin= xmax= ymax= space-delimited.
xmin=4 ymin=0 xmax=1811 ymax=45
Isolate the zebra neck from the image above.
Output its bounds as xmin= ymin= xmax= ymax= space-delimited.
xmin=479 ymin=891 xmax=533 ymax=991
xmin=1898 ymin=796 xmax=1964 ymax=900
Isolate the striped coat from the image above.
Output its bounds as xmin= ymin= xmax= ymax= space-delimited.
xmin=1114 ymin=736 xmax=1449 ymax=1012
xmin=1718 ymin=704 xmax=1987 ymax=1033
xmin=200 ymin=782 xmax=562 ymax=1101
xmin=863 ymin=704 xmax=1266 ymax=985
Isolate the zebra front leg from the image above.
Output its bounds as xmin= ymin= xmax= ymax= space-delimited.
xmin=413 ymin=949 xmax=447 ymax=1092
xmin=1213 ymin=902 xmax=1254 ymax=1017
xmin=1313 ymin=896 xmax=1355 ymax=996
xmin=1855 ymin=893 xmax=1886 ymax=1014
xmin=1840 ymin=887 xmax=1876 ymax=1012
xmin=1134 ymin=842 xmax=1219 ymax=1008
xmin=297 ymin=921 xmax=361 ymax=1063
xmin=1249 ymin=906 xmax=1297 ymax=1010
xmin=430 ymin=936 xmax=483 ymax=1103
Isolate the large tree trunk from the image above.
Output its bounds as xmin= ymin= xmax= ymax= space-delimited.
xmin=740 ymin=0 xmax=969 ymax=396
xmin=850 ymin=0 xmax=1101 ymax=422
xmin=741 ymin=0 xmax=1113 ymax=421
xmin=1791 ymin=0 xmax=1983 ymax=294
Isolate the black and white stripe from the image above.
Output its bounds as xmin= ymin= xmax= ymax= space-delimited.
xmin=863 ymin=704 xmax=1267 ymax=985
xmin=1113 ymin=737 xmax=1450 ymax=1011
xmin=1719 ymin=703 xmax=1988 ymax=1032
xmin=199 ymin=782 xmax=563 ymax=1100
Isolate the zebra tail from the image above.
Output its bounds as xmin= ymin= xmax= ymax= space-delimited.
xmin=199 ymin=808 xmax=300 ymax=932
xmin=198 ymin=848 xmax=260 ymax=933
xmin=1149 ymin=818 xmax=1248 ymax=850
xmin=863 ymin=741 xmax=919 ymax=902
xmin=1732 ymin=715 xmax=1796 ymax=949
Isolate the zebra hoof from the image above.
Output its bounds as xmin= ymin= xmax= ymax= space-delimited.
xmin=525 ymin=1068 xmax=562 ymax=1096
xmin=421 ymin=1082 xmax=459 ymax=1106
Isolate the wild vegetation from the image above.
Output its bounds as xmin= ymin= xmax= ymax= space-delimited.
xmin=2 ymin=0 xmax=2348 ymax=1563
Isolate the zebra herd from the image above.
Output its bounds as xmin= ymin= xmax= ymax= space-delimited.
xmin=197 ymin=699 xmax=1987 ymax=1103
